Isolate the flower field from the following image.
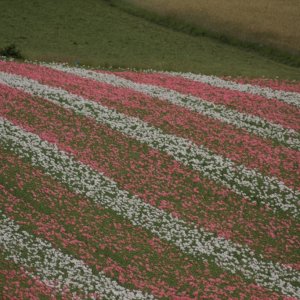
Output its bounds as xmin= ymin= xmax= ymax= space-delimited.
xmin=0 ymin=60 xmax=299 ymax=299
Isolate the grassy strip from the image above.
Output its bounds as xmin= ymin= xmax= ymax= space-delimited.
xmin=113 ymin=0 xmax=300 ymax=68
xmin=118 ymin=0 xmax=300 ymax=55
xmin=0 ymin=0 xmax=300 ymax=79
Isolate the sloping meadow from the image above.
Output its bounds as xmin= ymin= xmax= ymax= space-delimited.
xmin=0 ymin=60 xmax=299 ymax=299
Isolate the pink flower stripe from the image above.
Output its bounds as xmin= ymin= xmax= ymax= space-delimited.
xmin=0 ymin=61 xmax=298 ymax=190
xmin=0 ymin=83 xmax=299 ymax=267
xmin=225 ymin=76 xmax=300 ymax=94
xmin=114 ymin=70 xmax=300 ymax=131
xmin=0 ymin=150 xmax=293 ymax=300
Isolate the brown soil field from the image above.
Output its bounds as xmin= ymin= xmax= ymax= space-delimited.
xmin=123 ymin=0 xmax=300 ymax=54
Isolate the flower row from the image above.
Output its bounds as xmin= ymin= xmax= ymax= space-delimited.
xmin=2 ymin=147 xmax=288 ymax=299
xmin=0 ymin=213 xmax=152 ymax=299
xmin=0 ymin=117 xmax=299 ymax=298
xmin=115 ymin=70 xmax=300 ymax=131
xmin=0 ymin=71 xmax=298 ymax=219
xmin=0 ymin=81 xmax=298 ymax=266
xmin=165 ymin=71 xmax=300 ymax=108
xmin=45 ymin=64 xmax=300 ymax=150
xmin=0 ymin=61 xmax=298 ymax=189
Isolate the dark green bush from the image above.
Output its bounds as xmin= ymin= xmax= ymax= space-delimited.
xmin=0 ymin=44 xmax=24 ymax=59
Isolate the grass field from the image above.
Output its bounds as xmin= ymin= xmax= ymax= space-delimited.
xmin=121 ymin=0 xmax=300 ymax=55
xmin=1 ymin=0 xmax=300 ymax=79
xmin=1 ymin=1 xmax=300 ymax=298
xmin=0 ymin=60 xmax=300 ymax=299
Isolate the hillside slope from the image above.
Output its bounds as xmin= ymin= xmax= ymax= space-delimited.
xmin=120 ymin=0 xmax=300 ymax=55
xmin=0 ymin=0 xmax=300 ymax=79
xmin=0 ymin=60 xmax=299 ymax=298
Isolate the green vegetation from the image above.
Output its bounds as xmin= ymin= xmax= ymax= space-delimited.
xmin=0 ymin=0 xmax=300 ymax=79
xmin=115 ymin=0 xmax=300 ymax=69
xmin=0 ymin=44 xmax=23 ymax=59
xmin=119 ymin=0 xmax=300 ymax=58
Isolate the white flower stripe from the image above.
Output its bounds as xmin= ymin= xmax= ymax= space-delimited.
xmin=0 ymin=213 xmax=154 ymax=300
xmin=0 ymin=72 xmax=298 ymax=219
xmin=0 ymin=118 xmax=299 ymax=298
xmin=44 ymin=64 xmax=300 ymax=150
xmin=165 ymin=71 xmax=300 ymax=108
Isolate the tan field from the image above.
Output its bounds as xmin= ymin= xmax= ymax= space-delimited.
xmin=122 ymin=0 xmax=300 ymax=54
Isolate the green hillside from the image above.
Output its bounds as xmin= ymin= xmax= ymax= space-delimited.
xmin=1 ymin=0 xmax=300 ymax=79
